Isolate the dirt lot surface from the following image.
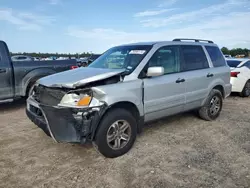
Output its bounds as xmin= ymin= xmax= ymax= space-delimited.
xmin=0 ymin=96 xmax=250 ymax=188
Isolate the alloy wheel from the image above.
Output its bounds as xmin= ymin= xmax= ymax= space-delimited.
xmin=210 ymin=96 xmax=221 ymax=115
xmin=106 ymin=120 xmax=131 ymax=150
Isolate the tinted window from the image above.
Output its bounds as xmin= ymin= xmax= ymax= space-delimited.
xmin=226 ymin=60 xmax=242 ymax=68
xmin=181 ymin=45 xmax=209 ymax=71
xmin=205 ymin=46 xmax=226 ymax=67
xmin=148 ymin=46 xmax=180 ymax=74
xmin=244 ymin=61 xmax=250 ymax=68
xmin=18 ymin=56 xmax=27 ymax=60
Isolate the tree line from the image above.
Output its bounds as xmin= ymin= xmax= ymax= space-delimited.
xmin=10 ymin=52 xmax=94 ymax=58
xmin=221 ymin=47 xmax=249 ymax=57
xmin=10 ymin=47 xmax=250 ymax=58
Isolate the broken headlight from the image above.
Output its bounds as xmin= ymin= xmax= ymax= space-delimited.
xmin=58 ymin=89 xmax=103 ymax=108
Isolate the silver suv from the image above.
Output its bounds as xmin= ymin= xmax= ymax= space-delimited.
xmin=26 ymin=39 xmax=232 ymax=158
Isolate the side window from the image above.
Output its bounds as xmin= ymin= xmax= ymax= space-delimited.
xmin=245 ymin=61 xmax=250 ymax=69
xmin=205 ymin=46 xmax=226 ymax=67
xmin=148 ymin=46 xmax=181 ymax=74
xmin=181 ymin=45 xmax=209 ymax=71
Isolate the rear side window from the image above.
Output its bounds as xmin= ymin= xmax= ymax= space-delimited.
xmin=244 ymin=61 xmax=250 ymax=69
xmin=181 ymin=45 xmax=209 ymax=71
xmin=205 ymin=46 xmax=226 ymax=67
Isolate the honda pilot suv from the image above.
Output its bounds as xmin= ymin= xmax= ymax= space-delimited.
xmin=26 ymin=39 xmax=231 ymax=158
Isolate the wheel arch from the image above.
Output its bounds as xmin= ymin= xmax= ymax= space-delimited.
xmin=92 ymin=101 xmax=143 ymax=141
xmin=213 ymin=85 xmax=225 ymax=98
xmin=240 ymin=79 xmax=250 ymax=97
xmin=22 ymin=68 xmax=56 ymax=96
xmin=201 ymin=82 xmax=226 ymax=106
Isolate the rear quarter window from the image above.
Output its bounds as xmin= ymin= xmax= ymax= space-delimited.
xmin=205 ymin=46 xmax=226 ymax=67
xmin=181 ymin=45 xmax=209 ymax=71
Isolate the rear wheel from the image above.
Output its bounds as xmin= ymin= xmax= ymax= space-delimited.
xmin=240 ymin=80 xmax=250 ymax=97
xmin=94 ymin=108 xmax=137 ymax=158
xmin=198 ymin=89 xmax=223 ymax=121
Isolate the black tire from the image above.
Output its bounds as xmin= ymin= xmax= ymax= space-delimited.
xmin=27 ymin=83 xmax=35 ymax=97
xmin=240 ymin=80 xmax=250 ymax=97
xmin=94 ymin=108 xmax=137 ymax=158
xmin=198 ymin=89 xmax=223 ymax=121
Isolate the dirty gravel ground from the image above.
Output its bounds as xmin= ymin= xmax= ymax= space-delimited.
xmin=0 ymin=96 xmax=250 ymax=188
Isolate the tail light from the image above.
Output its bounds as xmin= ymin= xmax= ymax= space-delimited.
xmin=230 ymin=72 xmax=240 ymax=77
xmin=71 ymin=65 xmax=78 ymax=69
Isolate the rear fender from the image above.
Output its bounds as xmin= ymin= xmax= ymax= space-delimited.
xmin=201 ymin=78 xmax=226 ymax=106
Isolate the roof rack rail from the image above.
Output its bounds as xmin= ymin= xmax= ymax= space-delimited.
xmin=173 ymin=38 xmax=214 ymax=43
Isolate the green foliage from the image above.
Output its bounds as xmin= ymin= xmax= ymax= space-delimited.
xmin=221 ymin=47 xmax=230 ymax=55
xmin=221 ymin=47 xmax=250 ymax=57
xmin=10 ymin=52 xmax=92 ymax=58
xmin=229 ymin=48 xmax=249 ymax=57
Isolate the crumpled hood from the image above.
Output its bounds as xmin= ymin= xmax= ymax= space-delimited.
xmin=38 ymin=67 xmax=125 ymax=88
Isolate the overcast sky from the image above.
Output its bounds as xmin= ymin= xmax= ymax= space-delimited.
xmin=0 ymin=0 xmax=250 ymax=53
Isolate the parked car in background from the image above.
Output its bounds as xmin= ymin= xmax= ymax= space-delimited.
xmin=11 ymin=55 xmax=34 ymax=61
xmin=224 ymin=54 xmax=232 ymax=58
xmin=0 ymin=40 xmax=78 ymax=102
xmin=88 ymin=54 xmax=101 ymax=63
xmin=34 ymin=57 xmax=41 ymax=61
xmin=26 ymin=38 xmax=231 ymax=158
xmin=227 ymin=58 xmax=250 ymax=97
xmin=77 ymin=54 xmax=102 ymax=67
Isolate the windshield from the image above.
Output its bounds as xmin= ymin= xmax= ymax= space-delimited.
xmin=88 ymin=45 xmax=152 ymax=73
xmin=226 ymin=60 xmax=242 ymax=68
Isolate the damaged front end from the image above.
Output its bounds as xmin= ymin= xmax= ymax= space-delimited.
xmin=26 ymin=84 xmax=108 ymax=144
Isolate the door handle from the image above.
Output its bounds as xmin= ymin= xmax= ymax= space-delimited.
xmin=0 ymin=68 xmax=6 ymax=73
xmin=176 ymin=78 xmax=185 ymax=83
xmin=207 ymin=73 xmax=214 ymax=77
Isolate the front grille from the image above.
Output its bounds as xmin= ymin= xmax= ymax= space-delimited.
xmin=33 ymin=85 xmax=67 ymax=106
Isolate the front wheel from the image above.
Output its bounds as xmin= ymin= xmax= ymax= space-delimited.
xmin=27 ymin=83 xmax=36 ymax=97
xmin=198 ymin=89 xmax=223 ymax=121
xmin=94 ymin=108 xmax=137 ymax=158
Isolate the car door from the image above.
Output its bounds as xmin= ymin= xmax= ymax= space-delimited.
xmin=143 ymin=45 xmax=186 ymax=122
xmin=180 ymin=45 xmax=212 ymax=111
xmin=0 ymin=42 xmax=14 ymax=100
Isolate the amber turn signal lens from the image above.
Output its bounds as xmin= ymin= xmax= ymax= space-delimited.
xmin=77 ymin=96 xmax=91 ymax=106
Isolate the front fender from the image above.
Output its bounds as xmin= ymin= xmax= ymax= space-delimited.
xmin=92 ymin=80 xmax=144 ymax=116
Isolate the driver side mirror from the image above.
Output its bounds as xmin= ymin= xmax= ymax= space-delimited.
xmin=147 ymin=66 xmax=164 ymax=77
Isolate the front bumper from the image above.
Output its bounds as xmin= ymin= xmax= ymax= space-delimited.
xmin=26 ymin=107 xmax=51 ymax=137
xmin=26 ymin=97 xmax=107 ymax=143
